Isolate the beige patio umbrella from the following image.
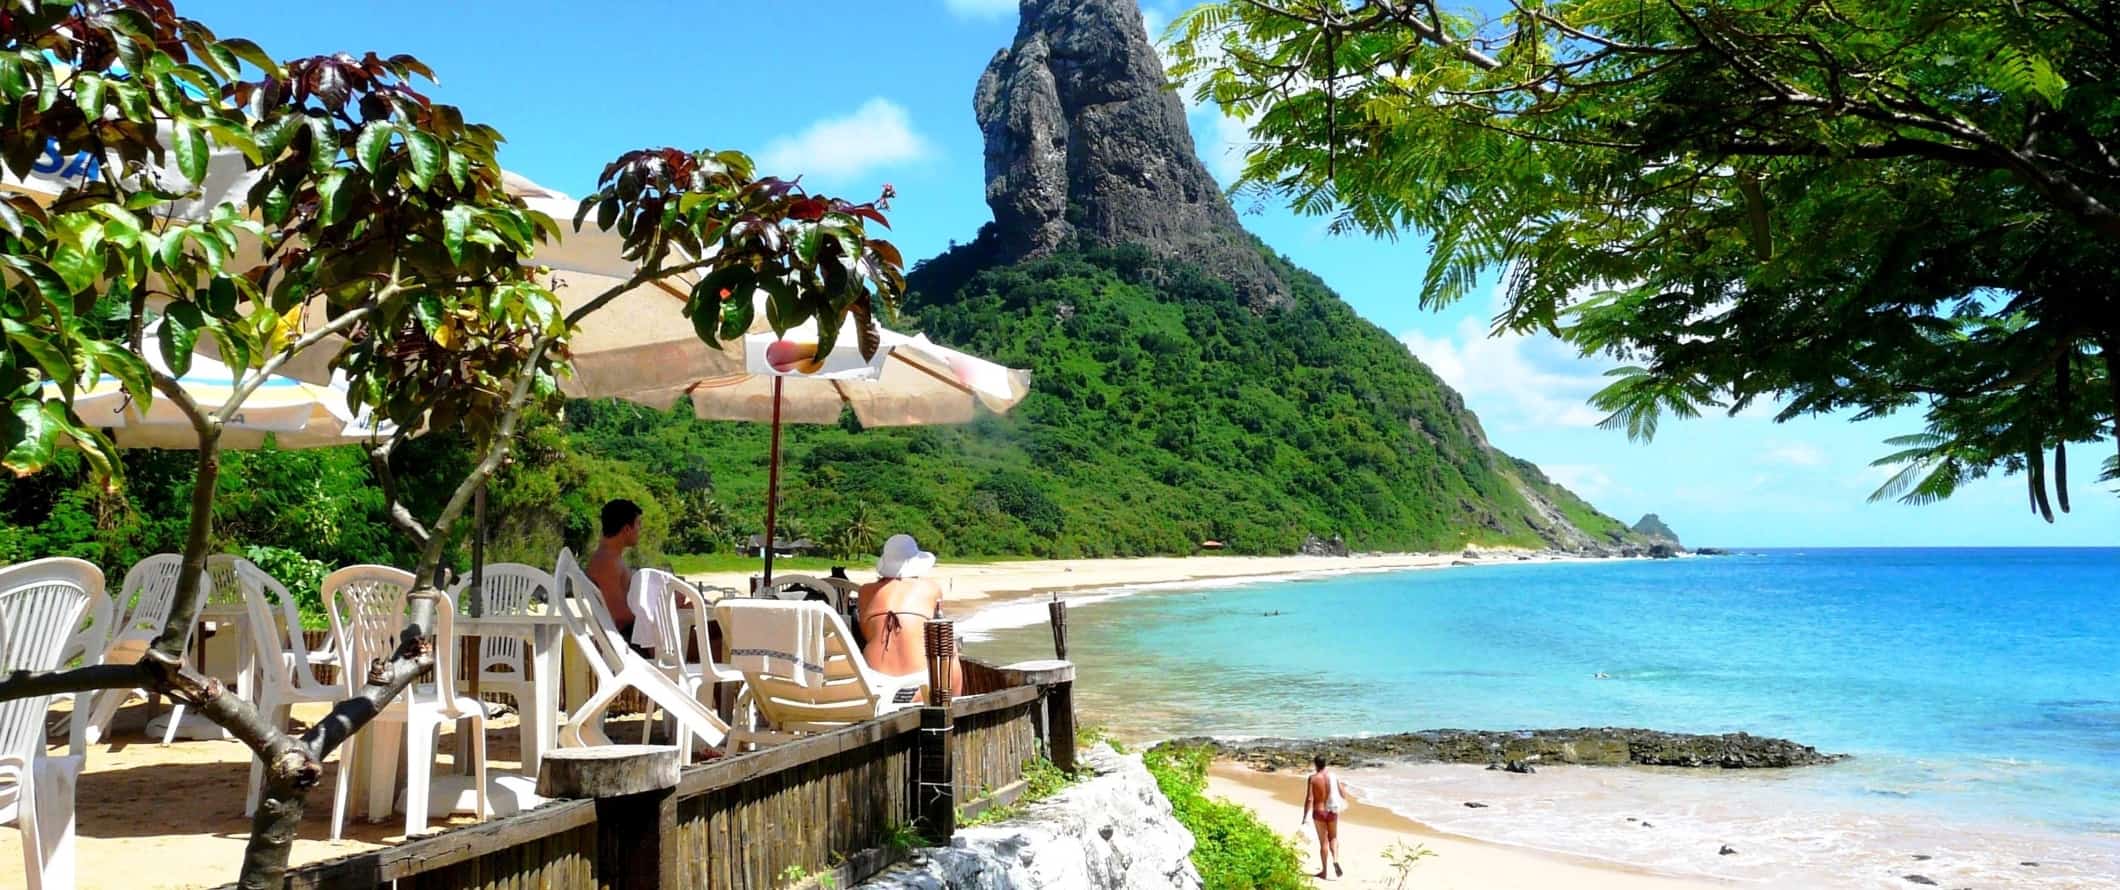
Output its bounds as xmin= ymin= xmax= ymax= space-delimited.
xmin=44 ymin=334 xmax=394 ymax=451
xmin=659 ymin=317 xmax=1032 ymax=583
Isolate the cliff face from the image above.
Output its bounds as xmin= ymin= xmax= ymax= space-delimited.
xmin=976 ymin=0 xmax=1289 ymax=310
xmin=903 ymin=0 xmax=1645 ymax=555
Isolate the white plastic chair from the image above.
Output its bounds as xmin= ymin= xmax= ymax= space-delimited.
xmin=636 ymin=571 xmax=744 ymax=742
xmin=0 ymin=558 xmax=110 ymax=890
xmin=447 ymin=563 xmax=550 ymax=740
xmin=235 ymin=558 xmax=345 ymax=819
xmin=551 ymin=550 xmax=728 ymax=763
xmin=714 ymin=599 xmax=926 ymax=750
xmin=80 ymin=554 xmax=202 ymax=746
xmin=323 ymin=566 xmax=487 ymax=840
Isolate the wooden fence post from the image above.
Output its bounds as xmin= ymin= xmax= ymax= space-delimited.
xmin=1047 ymin=597 xmax=1068 ymax=660
xmin=916 ymin=620 xmax=958 ymax=843
xmin=537 ymin=744 xmax=681 ymax=890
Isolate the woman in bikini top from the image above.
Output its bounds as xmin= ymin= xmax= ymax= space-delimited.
xmin=857 ymin=535 xmax=964 ymax=698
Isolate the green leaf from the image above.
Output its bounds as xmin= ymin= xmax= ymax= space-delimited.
xmin=83 ymin=341 xmax=151 ymax=410
xmin=76 ymin=72 xmax=106 ymax=115
xmin=218 ymin=38 xmax=284 ymax=79
xmin=2 ymin=398 xmax=66 ymax=476
xmin=173 ymin=120 xmax=210 ymax=185
xmin=405 ymin=130 xmax=443 ymax=189
xmin=258 ymin=116 xmax=303 ymax=159
xmin=305 ymin=115 xmax=339 ymax=175
xmin=1 ymin=255 xmax=73 ymax=319
xmin=355 ymin=122 xmax=395 ymax=173
xmin=316 ymin=168 xmax=349 ymax=224
xmin=447 ymin=147 xmax=471 ymax=190
xmin=442 ymin=204 xmax=474 ymax=264
xmin=413 ymin=294 xmax=446 ymax=333
xmin=2 ymin=319 xmax=74 ymax=384
xmin=160 ymin=302 xmax=203 ymax=377
xmin=261 ymin=180 xmax=293 ymax=224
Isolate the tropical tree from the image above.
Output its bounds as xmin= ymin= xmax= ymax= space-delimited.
xmin=1167 ymin=0 xmax=2119 ymax=516
xmin=0 ymin=3 xmax=908 ymax=886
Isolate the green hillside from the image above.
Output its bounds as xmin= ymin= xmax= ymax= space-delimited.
xmin=1 ymin=241 xmax=1637 ymax=580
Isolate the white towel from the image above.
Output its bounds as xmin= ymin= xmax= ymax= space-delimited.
xmin=1325 ymin=773 xmax=1346 ymax=813
xmin=627 ymin=569 xmax=677 ymax=650
xmin=723 ymin=601 xmax=827 ymax=688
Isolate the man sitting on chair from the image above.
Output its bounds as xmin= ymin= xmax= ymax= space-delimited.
xmin=588 ymin=499 xmax=648 ymax=650
xmin=857 ymin=534 xmax=964 ymax=699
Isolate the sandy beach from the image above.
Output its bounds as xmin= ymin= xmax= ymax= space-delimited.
xmin=683 ymin=548 xmax=1586 ymax=609
xmin=1207 ymin=762 xmax=1726 ymax=890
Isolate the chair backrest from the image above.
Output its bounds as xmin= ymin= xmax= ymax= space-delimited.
xmin=715 ymin=599 xmax=906 ymax=731
xmin=322 ymin=565 xmax=416 ymax=696
xmin=449 ymin=563 xmax=552 ymax=684
xmin=232 ymin=557 xmax=329 ymax=697
xmin=114 ymin=554 xmax=202 ymax=649
xmin=553 ymin=548 xmax=633 ymax=684
xmin=0 ymin=559 xmax=106 ymax=765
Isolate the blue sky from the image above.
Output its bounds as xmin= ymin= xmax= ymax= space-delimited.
xmin=186 ymin=0 xmax=2119 ymax=547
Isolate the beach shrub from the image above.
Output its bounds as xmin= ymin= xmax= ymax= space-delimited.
xmin=1144 ymin=744 xmax=1308 ymax=890
xmin=244 ymin=546 xmax=333 ymax=628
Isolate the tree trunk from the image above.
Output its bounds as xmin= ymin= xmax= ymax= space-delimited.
xmin=151 ymin=435 xmax=222 ymax=662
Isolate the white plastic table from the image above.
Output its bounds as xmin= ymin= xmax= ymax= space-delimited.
xmin=451 ymin=612 xmax=566 ymax=778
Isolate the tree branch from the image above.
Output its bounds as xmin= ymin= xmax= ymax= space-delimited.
xmin=369 ymin=435 xmax=433 ymax=549
xmin=0 ymin=664 xmax=148 ymax=701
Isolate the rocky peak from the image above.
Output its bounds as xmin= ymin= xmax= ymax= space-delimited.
xmin=1632 ymin=513 xmax=1681 ymax=545
xmin=975 ymin=0 xmax=1289 ymax=309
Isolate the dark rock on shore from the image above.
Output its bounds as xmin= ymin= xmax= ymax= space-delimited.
xmin=1693 ymin=547 xmax=1732 ymax=556
xmin=1172 ymin=728 xmax=1848 ymax=771
xmin=1719 ymin=845 xmax=1738 ymax=856
xmin=1647 ymin=543 xmax=1681 ymax=559
xmin=1903 ymin=875 xmax=1938 ymax=886
xmin=1300 ymin=534 xmax=1350 ymax=557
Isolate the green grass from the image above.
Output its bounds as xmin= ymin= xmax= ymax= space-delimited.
xmin=1144 ymin=743 xmax=1309 ymax=890
xmin=959 ymin=756 xmax=1079 ymax=828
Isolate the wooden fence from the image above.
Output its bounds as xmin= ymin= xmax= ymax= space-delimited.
xmin=256 ymin=658 xmax=1076 ymax=890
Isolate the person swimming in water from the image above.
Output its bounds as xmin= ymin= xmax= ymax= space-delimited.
xmin=856 ymin=534 xmax=964 ymax=700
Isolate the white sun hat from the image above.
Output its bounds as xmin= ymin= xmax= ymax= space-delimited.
xmin=876 ymin=534 xmax=937 ymax=580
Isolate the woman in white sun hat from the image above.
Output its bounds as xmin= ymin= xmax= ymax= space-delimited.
xmin=857 ymin=534 xmax=963 ymax=699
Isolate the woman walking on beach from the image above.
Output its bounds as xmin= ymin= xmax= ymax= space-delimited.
xmin=1301 ymin=755 xmax=1347 ymax=878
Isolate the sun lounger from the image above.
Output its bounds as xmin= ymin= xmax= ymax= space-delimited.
xmin=714 ymin=599 xmax=926 ymax=750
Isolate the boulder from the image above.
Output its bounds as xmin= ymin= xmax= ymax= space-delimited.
xmin=1300 ymin=534 xmax=1350 ymax=557
xmin=861 ymin=744 xmax=1201 ymax=890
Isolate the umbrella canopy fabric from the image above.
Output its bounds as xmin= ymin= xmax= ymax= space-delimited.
xmin=673 ymin=321 xmax=1030 ymax=427
xmin=52 ymin=337 xmax=391 ymax=451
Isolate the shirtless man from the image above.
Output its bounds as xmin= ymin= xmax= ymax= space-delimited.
xmin=856 ymin=534 xmax=963 ymax=700
xmin=587 ymin=499 xmax=643 ymax=643
xmin=1300 ymin=755 xmax=1347 ymax=879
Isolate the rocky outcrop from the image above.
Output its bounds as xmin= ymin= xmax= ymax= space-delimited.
xmin=1177 ymin=728 xmax=1846 ymax=771
xmin=1632 ymin=513 xmax=1682 ymax=546
xmin=860 ymin=745 xmax=1201 ymax=890
xmin=1299 ymin=534 xmax=1349 ymax=557
xmin=975 ymin=0 xmax=1288 ymax=310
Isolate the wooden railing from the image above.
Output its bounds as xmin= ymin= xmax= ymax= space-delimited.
xmin=254 ymin=657 xmax=1076 ymax=890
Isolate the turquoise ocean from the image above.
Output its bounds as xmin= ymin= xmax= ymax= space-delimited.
xmin=964 ymin=548 xmax=2120 ymax=888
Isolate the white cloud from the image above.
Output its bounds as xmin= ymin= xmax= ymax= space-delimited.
xmin=759 ymin=99 xmax=933 ymax=182
xmin=1201 ymin=110 xmax=1254 ymax=184
xmin=1543 ymin=464 xmax=1619 ymax=498
xmin=1761 ymin=441 xmax=1828 ymax=468
xmin=942 ymin=0 xmax=1017 ymax=19
xmin=1399 ymin=311 xmax=1612 ymax=433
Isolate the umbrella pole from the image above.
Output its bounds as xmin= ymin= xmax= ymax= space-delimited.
xmin=763 ymin=375 xmax=784 ymax=588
